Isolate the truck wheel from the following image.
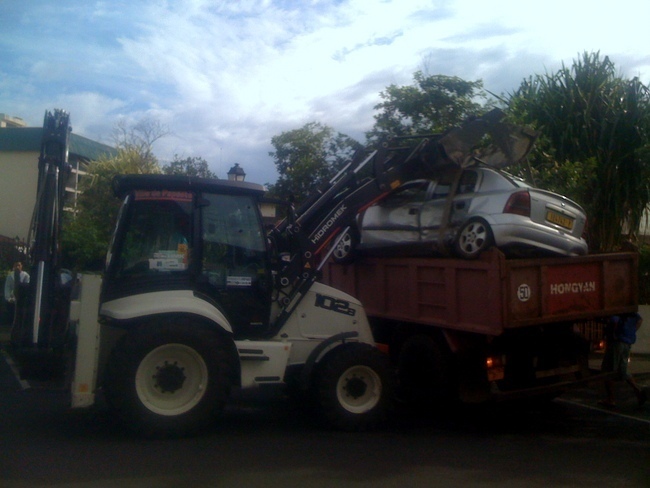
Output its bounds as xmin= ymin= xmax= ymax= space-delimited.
xmin=104 ymin=319 xmax=232 ymax=437
xmin=331 ymin=228 xmax=359 ymax=264
xmin=316 ymin=343 xmax=394 ymax=431
xmin=397 ymin=334 xmax=455 ymax=407
xmin=455 ymin=218 xmax=493 ymax=259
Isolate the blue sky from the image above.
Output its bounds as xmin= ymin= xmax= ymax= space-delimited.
xmin=2 ymin=0 xmax=649 ymax=185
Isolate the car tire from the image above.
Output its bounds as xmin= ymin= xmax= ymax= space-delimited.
xmin=330 ymin=227 xmax=359 ymax=264
xmin=454 ymin=218 xmax=493 ymax=259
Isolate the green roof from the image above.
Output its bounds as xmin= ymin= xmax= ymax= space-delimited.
xmin=0 ymin=127 xmax=117 ymax=161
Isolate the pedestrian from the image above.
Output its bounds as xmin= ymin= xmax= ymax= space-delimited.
xmin=3 ymin=261 xmax=29 ymax=326
xmin=599 ymin=312 xmax=647 ymax=408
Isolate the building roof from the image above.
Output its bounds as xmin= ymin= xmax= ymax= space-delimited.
xmin=0 ymin=127 xmax=117 ymax=161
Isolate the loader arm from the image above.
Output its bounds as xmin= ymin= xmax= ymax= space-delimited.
xmin=268 ymin=109 xmax=537 ymax=328
xmin=13 ymin=109 xmax=72 ymax=351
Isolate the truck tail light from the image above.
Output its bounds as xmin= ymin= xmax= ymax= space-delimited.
xmin=486 ymin=355 xmax=505 ymax=381
xmin=503 ymin=191 xmax=531 ymax=217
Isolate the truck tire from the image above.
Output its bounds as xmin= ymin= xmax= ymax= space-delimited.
xmin=315 ymin=343 xmax=394 ymax=431
xmin=103 ymin=319 xmax=232 ymax=438
xmin=454 ymin=218 xmax=493 ymax=259
xmin=397 ymin=334 xmax=455 ymax=407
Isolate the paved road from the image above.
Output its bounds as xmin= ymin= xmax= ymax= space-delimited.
xmin=1 ymin=347 xmax=649 ymax=488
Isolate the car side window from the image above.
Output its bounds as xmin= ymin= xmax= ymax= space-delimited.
xmin=457 ymin=170 xmax=478 ymax=194
xmin=431 ymin=181 xmax=451 ymax=199
xmin=382 ymin=181 xmax=429 ymax=207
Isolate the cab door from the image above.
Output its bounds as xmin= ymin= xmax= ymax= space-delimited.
xmin=198 ymin=192 xmax=272 ymax=337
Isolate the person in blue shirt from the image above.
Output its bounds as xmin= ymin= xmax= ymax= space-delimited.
xmin=600 ymin=312 xmax=647 ymax=408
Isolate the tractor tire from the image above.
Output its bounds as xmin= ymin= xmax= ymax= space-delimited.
xmin=103 ymin=318 xmax=232 ymax=438
xmin=315 ymin=343 xmax=394 ymax=431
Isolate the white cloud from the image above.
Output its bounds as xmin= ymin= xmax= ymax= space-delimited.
xmin=2 ymin=0 xmax=650 ymax=185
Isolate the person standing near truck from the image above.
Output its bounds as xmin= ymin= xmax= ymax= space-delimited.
xmin=600 ymin=312 xmax=648 ymax=408
xmin=4 ymin=262 xmax=29 ymax=325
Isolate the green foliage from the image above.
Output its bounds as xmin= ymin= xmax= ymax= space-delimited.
xmin=266 ymin=122 xmax=362 ymax=205
xmin=61 ymin=147 xmax=161 ymax=271
xmin=366 ymin=72 xmax=490 ymax=143
xmin=162 ymin=155 xmax=217 ymax=179
xmin=508 ymin=52 xmax=650 ymax=252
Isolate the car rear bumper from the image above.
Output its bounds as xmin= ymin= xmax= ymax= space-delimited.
xmin=490 ymin=216 xmax=588 ymax=256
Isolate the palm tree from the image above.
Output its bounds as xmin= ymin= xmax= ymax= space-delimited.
xmin=508 ymin=52 xmax=650 ymax=252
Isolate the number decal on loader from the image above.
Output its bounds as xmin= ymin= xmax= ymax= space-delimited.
xmin=315 ymin=294 xmax=356 ymax=317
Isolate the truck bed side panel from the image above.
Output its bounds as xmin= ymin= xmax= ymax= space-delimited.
xmin=321 ymin=250 xmax=637 ymax=335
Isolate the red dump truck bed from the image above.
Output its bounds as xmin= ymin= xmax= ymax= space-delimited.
xmin=320 ymin=249 xmax=638 ymax=335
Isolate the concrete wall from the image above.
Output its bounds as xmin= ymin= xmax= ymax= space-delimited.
xmin=0 ymin=150 xmax=39 ymax=241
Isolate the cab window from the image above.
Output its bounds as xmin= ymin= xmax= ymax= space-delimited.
xmin=200 ymin=193 xmax=267 ymax=289
xmin=115 ymin=191 xmax=192 ymax=277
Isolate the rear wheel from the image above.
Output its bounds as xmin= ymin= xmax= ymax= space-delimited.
xmin=316 ymin=343 xmax=394 ymax=431
xmin=331 ymin=228 xmax=359 ymax=264
xmin=397 ymin=334 xmax=455 ymax=407
xmin=104 ymin=319 xmax=232 ymax=437
xmin=455 ymin=218 xmax=493 ymax=259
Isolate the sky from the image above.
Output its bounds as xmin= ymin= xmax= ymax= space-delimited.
xmin=1 ymin=0 xmax=650 ymax=186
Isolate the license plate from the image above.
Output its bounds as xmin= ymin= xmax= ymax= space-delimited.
xmin=546 ymin=210 xmax=573 ymax=229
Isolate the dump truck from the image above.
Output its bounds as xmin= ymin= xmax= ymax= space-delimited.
xmin=320 ymin=249 xmax=637 ymax=403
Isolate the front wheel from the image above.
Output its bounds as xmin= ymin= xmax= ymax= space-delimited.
xmin=316 ymin=343 xmax=394 ymax=431
xmin=104 ymin=319 xmax=232 ymax=437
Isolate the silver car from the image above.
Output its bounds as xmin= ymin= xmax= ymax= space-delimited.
xmin=331 ymin=165 xmax=588 ymax=262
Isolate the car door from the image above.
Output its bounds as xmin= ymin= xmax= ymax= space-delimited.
xmin=360 ymin=180 xmax=429 ymax=247
xmin=419 ymin=169 xmax=479 ymax=240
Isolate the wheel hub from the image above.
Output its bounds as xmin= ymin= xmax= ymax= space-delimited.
xmin=153 ymin=361 xmax=186 ymax=393
xmin=343 ymin=375 xmax=368 ymax=399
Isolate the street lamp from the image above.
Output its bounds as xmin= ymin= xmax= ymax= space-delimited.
xmin=227 ymin=163 xmax=246 ymax=182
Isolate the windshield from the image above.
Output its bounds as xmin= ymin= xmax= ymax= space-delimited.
xmin=112 ymin=190 xmax=193 ymax=278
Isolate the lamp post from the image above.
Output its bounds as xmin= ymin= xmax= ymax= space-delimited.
xmin=227 ymin=163 xmax=246 ymax=182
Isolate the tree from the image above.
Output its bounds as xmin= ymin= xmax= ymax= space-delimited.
xmin=508 ymin=52 xmax=650 ymax=251
xmin=162 ymin=155 xmax=217 ymax=178
xmin=61 ymin=147 xmax=161 ymax=270
xmin=267 ymin=122 xmax=362 ymax=205
xmin=112 ymin=116 xmax=170 ymax=164
xmin=367 ymin=72 xmax=490 ymax=143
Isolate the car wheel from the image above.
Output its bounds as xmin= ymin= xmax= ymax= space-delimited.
xmin=455 ymin=218 xmax=493 ymax=259
xmin=331 ymin=228 xmax=359 ymax=264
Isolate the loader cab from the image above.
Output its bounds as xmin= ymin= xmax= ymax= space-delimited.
xmin=104 ymin=174 xmax=272 ymax=337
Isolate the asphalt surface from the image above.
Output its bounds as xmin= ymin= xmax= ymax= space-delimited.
xmin=1 ymin=328 xmax=650 ymax=487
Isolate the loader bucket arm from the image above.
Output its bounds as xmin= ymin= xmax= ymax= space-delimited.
xmin=14 ymin=109 xmax=73 ymax=351
xmin=269 ymin=109 xmax=537 ymax=330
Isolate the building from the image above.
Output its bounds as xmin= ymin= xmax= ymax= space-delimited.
xmin=0 ymin=113 xmax=116 ymax=242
